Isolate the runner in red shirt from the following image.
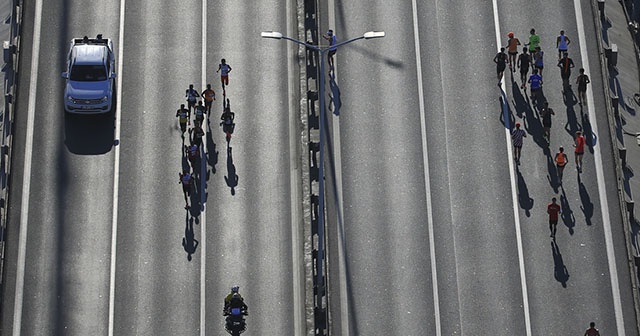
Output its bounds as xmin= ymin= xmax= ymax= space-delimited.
xmin=584 ymin=322 xmax=600 ymax=336
xmin=547 ymin=197 xmax=561 ymax=239
xmin=574 ymin=130 xmax=585 ymax=173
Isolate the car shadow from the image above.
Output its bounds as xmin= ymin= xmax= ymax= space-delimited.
xmin=64 ymin=111 xmax=115 ymax=155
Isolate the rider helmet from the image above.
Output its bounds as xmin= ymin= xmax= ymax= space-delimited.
xmin=508 ymin=32 xmax=514 ymax=38
xmin=231 ymin=285 xmax=239 ymax=293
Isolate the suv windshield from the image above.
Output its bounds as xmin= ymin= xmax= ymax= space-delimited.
xmin=70 ymin=65 xmax=107 ymax=81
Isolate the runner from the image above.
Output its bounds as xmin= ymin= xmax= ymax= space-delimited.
xmin=190 ymin=121 xmax=205 ymax=148
xmin=194 ymin=100 xmax=206 ymax=125
xmin=541 ymin=102 xmax=555 ymax=143
xmin=511 ymin=122 xmax=526 ymax=165
xmin=494 ymin=47 xmax=508 ymax=86
xmin=574 ymin=130 xmax=585 ymax=173
xmin=556 ymin=30 xmax=571 ymax=60
xmin=217 ymin=59 xmax=232 ymax=92
xmin=576 ymin=68 xmax=591 ymax=106
xmin=547 ymin=197 xmax=561 ymax=239
xmin=528 ymin=68 xmax=543 ymax=106
xmin=518 ymin=47 xmax=531 ymax=89
xmin=323 ymin=29 xmax=338 ymax=68
xmin=555 ymin=146 xmax=569 ymax=184
xmin=525 ymin=28 xmax=540 ymax=54
xmin=533 ymin=46 xmax=544 ymax=76
xmin=179 ymin=169 xmax=194 ymax=209
xmin=185 ymin=84 xmax=200 ymax=112
xmin=175 ymin=103 xmax=190 ymax=137
xmin=202 ymin=84 xmax=216 ymax=114
xmin=506 ymin=32 xmax=521 ymax=71
xmin=584 ymin=322 xmax=600 ymax=336
xmin=557 ymin=51 xmax=575 ymax=89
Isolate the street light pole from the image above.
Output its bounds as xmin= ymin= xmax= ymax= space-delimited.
xmin=261 ymin=28 xmax=384 ymax=303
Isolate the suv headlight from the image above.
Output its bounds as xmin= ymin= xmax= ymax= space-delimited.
xmin=67 ymin=95 xmax=75 ymax=103
xmin=100 ymin=96 xmax=108 ymax=103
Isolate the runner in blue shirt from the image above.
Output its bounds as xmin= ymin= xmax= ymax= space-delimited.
xmin=528 ymin=69 xmax=543 ymax=105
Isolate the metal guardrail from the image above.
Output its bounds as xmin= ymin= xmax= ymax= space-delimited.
xmin=0 ymin=0 xmax=23 ymax=312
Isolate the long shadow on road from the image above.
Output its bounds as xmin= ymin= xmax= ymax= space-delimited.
xmin=552 ymin=240 xmax=570 ymax=288
xmin=516 ymin=166 xmax=534 ymax=217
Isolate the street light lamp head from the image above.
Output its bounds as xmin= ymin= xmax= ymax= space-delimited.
xmin=261 ymin=31 xmax=284 ymax=39
xmin=363 ymin=31 xmax=386 ymax=39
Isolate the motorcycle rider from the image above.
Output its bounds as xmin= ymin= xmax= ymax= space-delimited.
xmin=223 ymin=286 xmax=248 ymax=315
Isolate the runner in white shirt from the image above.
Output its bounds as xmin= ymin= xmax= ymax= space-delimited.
xmin=217 ymin=58 xmax=232 ymax=92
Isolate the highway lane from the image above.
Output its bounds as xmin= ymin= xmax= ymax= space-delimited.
xmin=324 ymin=0 xmax=440 ymax=334
xmin=114 ymin=0 xmax=300 ymax=335
xmin=325 ymin=0 xmax=639 ymax=335
xmin=2 ymin=1 xmax=302 ymax=335
xmin=498 ymin=0 xmax=638 ymax=334
xmin=112 ymin=1 xmax=201 ymax=335
xmin=203 ymin=1 xmax=300 ymax=335
xmin=1 ymin=0 xmax=120 ymax=335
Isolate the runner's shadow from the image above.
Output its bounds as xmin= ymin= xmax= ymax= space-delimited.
xmin=560 ymin=187 xmax=575 ymax=234
xmin=182 ymin=212 xmax=199 ymax=261
xmin=206 ymin=121 xmax=219 ymax=175
xmin=189 ymin=175 xmax=202 ymax=217
xmin=578 ymin=174 xmax=593 ymax=226
xmin=522 ymin=106 xmax=546 ymax=150
xmin=581 ymin=111 xmax=595 ymax=154
xmin=516 ymin=167 xmax=534 ymax=217
xmin=563 ymin=89 xmax=581 ymax=137
xmin=510 ymin=81 xmax=529 ymax=119
xmin=552 ymin=240 xmax=570 ymax=288
xmin=182 ymin=143 xmax=191 ymax=173
xmin=329 ymin=72 xmax=341 ymax=116
xmin=499 ymin=88 xmax=516 ymax=129
xmin=225 ymin=146 xmax=239 ymax=195
xmin=546 ymin=151 xmax=559 ymax=192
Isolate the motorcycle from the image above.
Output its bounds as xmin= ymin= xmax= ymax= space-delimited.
xmin=224 ymin=307 xmax=248 ymax=336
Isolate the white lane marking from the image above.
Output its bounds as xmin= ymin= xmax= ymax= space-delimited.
xmin=285 ymin=0 xmax=305 ymax=331
xmin=412 ymin=0 xmax=441 ymax=334
xmin=492 ymin=0 xmax=532 ymax=335
xmin=12 ymin=0 xmax=43 ymax=334
xmin=200 ymin=1 xmax=207 ymax=334
xmin=573 ymin=0 xmax=625 ymax=334
xmin=107 ymin=0 xmax=126 ymax=335
xmin=324 ymin=1 xmax=349 ymax=335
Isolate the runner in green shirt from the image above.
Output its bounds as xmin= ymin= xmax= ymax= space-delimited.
xmin=525 ymin=28 xmax=540 ymax=56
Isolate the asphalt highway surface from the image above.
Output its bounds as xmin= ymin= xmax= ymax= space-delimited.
xmin=1 ymin=0 xmax=302 ymax=335
xmin=1 ymin=0 xmax=639 ymax=336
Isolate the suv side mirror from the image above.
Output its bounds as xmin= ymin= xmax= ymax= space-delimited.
xmin=61 ymin=72 xmax=68 ymax=79
xmin=110 ymin=73 xmax=117 ymax=79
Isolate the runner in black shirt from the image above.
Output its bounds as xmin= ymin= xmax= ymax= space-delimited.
xmin=494 ymin=47 xmax=508 ymax=86
xmin=518 ymin=47 xmax=531 ymax=89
